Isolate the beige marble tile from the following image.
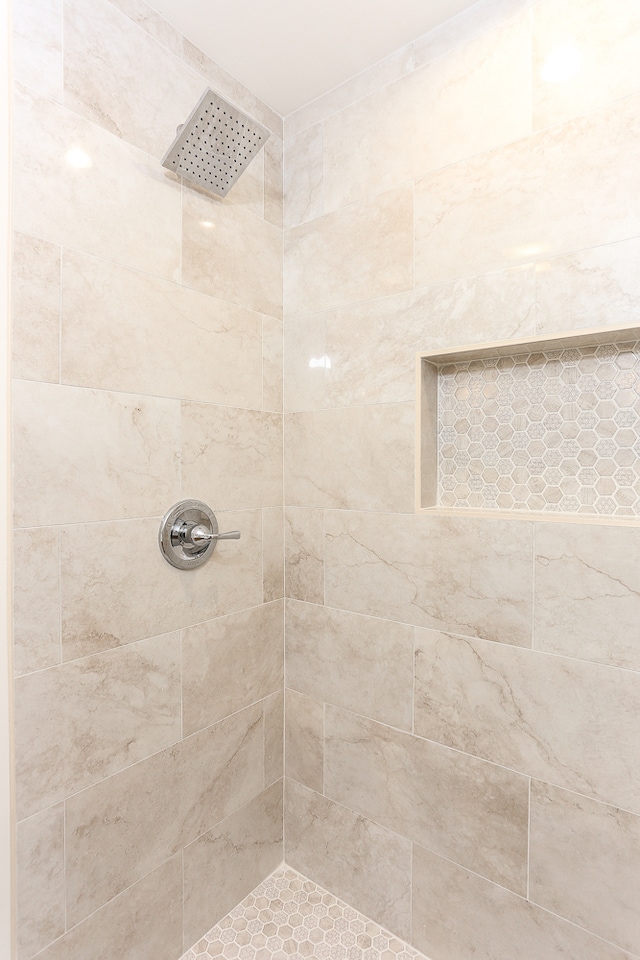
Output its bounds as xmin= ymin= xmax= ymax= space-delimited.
xmin=324 ymin=511 xmax=534 ymax=646
xmin=61 ymin=250 xmax=263 ymax=408
xmin=412 ymin=843 xmax=632 ymax=960
xmin=12 ymin=232 xmax=60 ymax=384
xmin=414 ymin=0 xmax=533 ymax=69
xmin=262 ymin=316 xmax=283 ymax=413
xmin=107 ymin=0 xmax=182 ymax=55
xmin=13 ymin=527 xmax=60 ymax=677
xmin=324 ymin=705 xmax=529 ymax=894
xmin=415 ymin=630 xmax=640 ymax=815
xmin=415 ymin=92 xmax=640 ymax=288
xmin=182 ymin=187 xmax=283 ymax=319
xmin=534 ymin=523 xmax=640 ymax=670
xmin=15 ymin=632 xmax=181 ymax=819
xmin=284 ymin=124 xmax=323 ymax=229
xmin=184 ymin=781 xmax=283 ymax=947
xmin=283 ymin=317 xmax=327 ymax=412
xmin=63 ymin=0 xmax=203 ymax=159
xmin=16 ymin=804 xmax=64 ymax=960
xmin=65 ymin=702 xmax=264 ymax=925
xmin=263 ymin=507 xmax=284 ymax=602
xmin=535 ymin=238 xmax=640 ymax=336
xmin=263 ymin=690 xmax=284 ymax=787
xmin=264 ymin=135 xmax=283 ymax=229
xmin=182 ymin=601 xmax=283 ymax=737
xmin=530 ymin=781 xmax=640 ymax=955
xmin=323 ymin=10 xmax=531 ymax=212
xmin=181 ymin=403 xmax=283 ymax=510
xmin=13 ymin=380 xmax=181 ymax=527
xmin=284 ymin=186 xmax=413 ymax=316
xmin=286 ymin=600 xmax=413 ymax=731
xmin=284 ymin=507 xmax=324 ymax=604
xmin=284 ymin=404 xmax=414 ymax=512
xmin=533 ymin=0 xmax=640 ymax=132
xmin=60 ymin=512 xmax=263 ymax=660
xmin=12 ymin=0 xmax=62 ymax=101
xmin=285 ymin=689 xmax=323 ymax=793
xmin=13 ymin=87 xmax=182 ymax=281
xmin=285 ymin=779 xmax=412 ymax=941
xmin=40 ymin=855 xmax=183 ymax=960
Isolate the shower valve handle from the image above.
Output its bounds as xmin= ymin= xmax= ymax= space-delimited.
xmin=179 ymin=522 xmax=241 ymax=547
xmin=158 ymin=500 xmax=242 ymax=570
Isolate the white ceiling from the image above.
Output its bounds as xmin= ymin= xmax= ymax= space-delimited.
xmin=146 ymin=0 xmax=480 ymax=116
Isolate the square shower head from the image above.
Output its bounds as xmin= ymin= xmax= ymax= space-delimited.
xmin=162 ymin=88 xmax=270 ymax=198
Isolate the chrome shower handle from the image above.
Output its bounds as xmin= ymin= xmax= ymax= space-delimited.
xmin=159 ymin=500 xmax=242 ymax=570
xmin=179 ymin=522 xmax=241 ymax=547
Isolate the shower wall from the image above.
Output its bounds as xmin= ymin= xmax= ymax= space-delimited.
xmin=282 ymin=1 xmax=640 ymax=958
xmin=11 ymin=0 xmax=284 ymax=956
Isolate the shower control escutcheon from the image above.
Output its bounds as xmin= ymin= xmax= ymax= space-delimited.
xmin=159 ymin=499 xmax=240 ymax=570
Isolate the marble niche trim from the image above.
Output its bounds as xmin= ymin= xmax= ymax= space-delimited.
xmin=417 ymin=323 xmax=640 ymax=524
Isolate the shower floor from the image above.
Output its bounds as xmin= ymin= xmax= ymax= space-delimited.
xmin=180 ymin=866 xmax=429 ymax=960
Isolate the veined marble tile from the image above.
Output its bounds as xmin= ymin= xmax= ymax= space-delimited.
xmin=181 ymin=403 xmax=283 ymax=510
xmin=414 ymin=0 xmax=533 ymax=69
xmin=533 ymin=0 xmax=640 ymax=132
xmin=264 ymin=135 xmax=283 ymax=229
xmin=534 ymin=523 xmax=640 ymax=670
xmin=263 ymin=690 xmax=284 ymax=787
xmin=412 ymin=843 xmax=632 ymax=960
xmin=284 ymin=404 xmax=414 ymax=512
xmin=263 ymin=507 xmax=284 ymax=602
xmin=286 ymin=600 xmax=414 ymax=730
xmin=530 ymin=781 xmax=640 ymax=955
xmin=535 ymin=238 xmax=640 ymax=336
xmin=13 ymin=527 xmax=60 ymax=677
xmin=13 ymin=380 xmax=181 ymax=527
xmin=284 ymin=688 xmax=324 ymax=793
xmin=285 ymin=780 xmax=413 ymax=941
xmin=107 ymin=0 xmax=182 ymax=55
xmin=184 ymin=781 xmax=283 ymax=948
xmin=15 ymin=632 xmax=181 ymax=819
xmin=283 ymin=124 xmax=323 ymax=229
xmin=12 ymin=0 xmax=62 ymax=101
xmin=415 ymin=630 xmax=640 ymax=815
xmin=37 ymin=856 xmax=183 ymax=960
xmin=12 ymin=232 xmax=60 ymax=384
xmin=415 ymin=92 xmax=640 ymax=287
xmin=16 ymin=804 xmax=64 ymax=960
xmin=60 ymin=512 xmax=262 ymax=660
xmin=283 ymin=316 xmax=327 ymax=413
xmin=182 ymin=179 xmax=283 ymax=320
xmin=61 ymin=250 xmax=263 ymax=408
xmin=182 ymin=601 xmax=283 ymax=737
xmin=284 ymin=507 xmax=324 ymax=604
xmin=262 ymin=316 xmax=283 ymax=414
xmin=324 ymin=705 xmax=529 ymax=894
xmin=64 ymin=0 xmax=203 ymax=159
xmin=324 ymin=511 xmax=534 ymax=646
xmin=65 ymin=702 xmax=264 ymax=925
xmin=284 ymin=185 xmax=413 ymax=316
xmin=13 ymin=87 xmax=182 ymax=281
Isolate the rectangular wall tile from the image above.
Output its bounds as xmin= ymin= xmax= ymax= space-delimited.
xmin=182 ymin=601 xmax=283 ymax=737
xmin=15 ymin=633 xmax=181 ymax=819
xmin=12 ymin=232 xmax=60 ymax=384
xmin=284 ymin=124 xmax=323 ymax=229
xmin=262 ymin=316 xmax=283 ymax=413
xmin=60 ymin=512 xmax=263 ymax=660
xmin=13 ymin=380 xmax=181 ymax=527
xmin=283 ymin=316 xmax=327 ymax=413
xmin=16 ymin=804 xmax=64 ymax=960
xmin=415 ymin=629 xmax=640 ymax=815
xmin=65 ymin=702 xmax=264 ymax=925
xmin=61 ymin=250 xmax=263 ymax=408
xmin=181 ymin=403 xmax=283 ymax=511
xmin=263 ymin=506 xmax=284 ymax=602
xmin=264 ymin=690 xmax=284 ymax=787
xmin=286 ymin=600 xmax=413 ymax=730
xmin=284 ymin=186 xmax=413 ymax=316
xmin=284 ymin=507 xmax=324 ymax=603
xmin=285 ymin=404 xmax=414 ymax=512
xmin=530 ymin=781 xmax=640 ymax=955
xmin=107 ymin=0 xmax=182 ymax=54
xmin=324 ymin=511 xmax=534 ymax=646
xmin=534 ymin=522 xmax=640 ymax=671
xmin=284 ymin=689 xmax=323 ymax=793
xmin=285 ymin=779 xmax=412 ymax=941
xmin=13 ymin=527 xmax=60 ymax=676
xmin=12 ymin=0 xmax=62 ymax=102
xmin=324 ymin=705 xmax=529 ymax=894
xmin=184 ymin=781 xmax=283 ymax=948
xmin=264 ymin=135 xmax=283 ymax=228
xmin=412 ymin=843 xmax=631 ymax=960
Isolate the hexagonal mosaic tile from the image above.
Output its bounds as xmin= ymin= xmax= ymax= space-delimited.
xmin=437 ymin=341 xmax=640 ymax=516
xmin=180 ymin=866 xmax=429 ymax=960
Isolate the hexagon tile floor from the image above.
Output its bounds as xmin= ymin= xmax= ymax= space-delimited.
xmin=180 ymin=866 xmax=429 ymax=960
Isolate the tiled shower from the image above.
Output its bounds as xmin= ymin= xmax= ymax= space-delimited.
xmin=9 ymin=0 xmax=640 ymax=958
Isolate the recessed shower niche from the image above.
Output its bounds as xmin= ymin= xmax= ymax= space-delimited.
xmin=417 ymin=325 xmax=640 ymax=523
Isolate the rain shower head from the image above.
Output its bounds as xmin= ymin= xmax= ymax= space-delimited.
xmin=162 ymin=88 xmax=270 ymax=198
